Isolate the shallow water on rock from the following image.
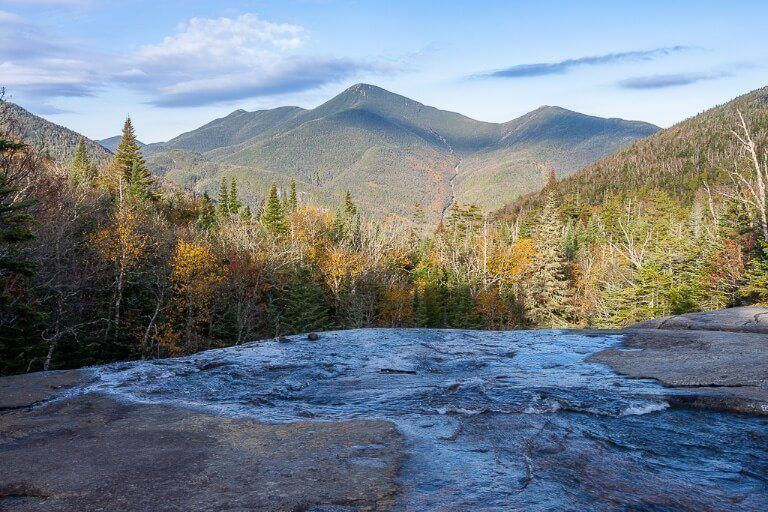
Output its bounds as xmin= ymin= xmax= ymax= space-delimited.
xmin=82 ymin=329 xmax=767 ymax=511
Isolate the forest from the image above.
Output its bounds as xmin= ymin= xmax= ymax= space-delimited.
xmin=1 ymin=103 xmax=767 ymax=375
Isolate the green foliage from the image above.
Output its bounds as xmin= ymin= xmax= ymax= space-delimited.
xmin=0 ymin=136 xmax=42 ymax=374
xmin=261 ymin=183 xmax=287 ymax=234
xmin=109 ymin=118 xmax=151 ymax=187
xmin=70 ymin=138 xmax=96 ymax=185
xmin=524 ymin=196 xmax=574 ymax=327
xmin=270 ymin=267 xmax=332 ymax=335
xmin=288 ymin=178 xmax=298 ymax=211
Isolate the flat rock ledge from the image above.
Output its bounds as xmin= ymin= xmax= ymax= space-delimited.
xmin=590 ymin=307 xmax=768 ymax=415
xmin=0 ymin=376 xmax=404 ymax=512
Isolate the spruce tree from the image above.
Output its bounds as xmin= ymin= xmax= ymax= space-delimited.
xmin=0 ymin=137 xmax=41 ymax=374
xmin=70 ymin=137 xmax=95 ymax=185
xmin=288 ymin=178 xmax=298 ymax=211
xmin=216 ymin=177 xmax=229 ymax=218
xmin=126 ymin=160 xmax=156 ymax=201
xmin=271 ymin=268 xmax=332 ymax=335
xmin=344 ymin=190 xmax=357 ymax=217
xmin=524 ymin=195 xmax=574 ymax=327
xmin=197 ymin=192 xmax=215 ymax=229
xmin=109 ymin=118 xmax=146 ymax=180
xmin=108 ymin=117 xmax=154 ymax=198
xmin=228 ymin=177 xmax=243 ymax=215
xmin=261 ymin=183 xmax=287 ymax=234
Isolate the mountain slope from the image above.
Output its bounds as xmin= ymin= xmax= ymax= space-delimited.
xmin=98 ymin=135 xmax=145 ymax=153
xmin=142 ymin=83 xmax=659 ymax=221
xmin=456 ymin=106 xmax=659 ymax=207
xmin=1 ymin=102 xmax=112 ymax=166
xmin=503 ymin=85 xmax=768 ymax=215
xmin=145 ymin=106 xmax=304 ymax=155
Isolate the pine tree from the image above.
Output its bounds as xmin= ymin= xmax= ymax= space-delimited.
xmin=197 ymin=192 xmax=215 ymax=229
xmin=288 ymin=178 xmax=298 ymax=211
xmin=70 ymin=137 xmax=95 ymax=185
xmin=0 ymin=137 xmax=42 ymax=374
xmin=216 ymin=177 xmax=229 ymax=218
xmin=108 ymin=118 xmax=154 ymax=198
xmin=108 ymin=118 xmax=145 ymax=179
xmin=228 ymin=177 xmax=243 ymax=215
xmin=126 ymin=160 xmax=156 ymax=201
xmin=344 ymin=190 xmax=357 ymax=217
xmin=524 ymin=195 xmax=574 ymax=327
xmin=271 ymin=268 xmax=332 ymax=335
xmin=261 ymin=183 xmax=287 ymax=234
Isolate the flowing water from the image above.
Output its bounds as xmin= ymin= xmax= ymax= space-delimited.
xmin=78 ymin=329 xmax=767 ymax=511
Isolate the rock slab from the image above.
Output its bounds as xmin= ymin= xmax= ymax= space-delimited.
xmin=0 ymin=389 xmax=404 ymax=511
xmin=590 ymin=307 xmax=768 ymax=415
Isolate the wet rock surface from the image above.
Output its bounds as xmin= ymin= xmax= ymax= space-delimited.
xmin=0 ymin=393 xmax=403 ymax=512
xmin=1 ymin=316 xmax=767 ymax=511
xmin=0 ymin=370 xmax=89 ymax=410
xmin=590 ymin=307 xmax=768 ymax=415
xmin=630 ymin=305 xmax=768 ymax=333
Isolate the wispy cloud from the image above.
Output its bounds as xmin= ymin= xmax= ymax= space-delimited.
xmin=1 ymin=12 xmax=395 ymax=110
xmin=118 ymin=14 xmax=392 ymax=107
xmin=618 ymin=71 xmax=729 ymax=89
xmin=0 ymin=12 xmax=103 ymax=109
xmin=148 ymin=57 xmax=390 ymax=107
xmin=476 ymin=46 xmax=690 ymax=79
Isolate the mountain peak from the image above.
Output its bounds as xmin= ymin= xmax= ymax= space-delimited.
xmin=344 ymin=83 xmax=386 ymax=95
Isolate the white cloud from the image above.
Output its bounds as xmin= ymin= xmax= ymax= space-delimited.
xmin=135 ymin=14 xmax=306 ymax=69
xmin=119 ymin=13 xmax=391 ymax=107
xmin=1 ymin=12 xmax=393 ymax=109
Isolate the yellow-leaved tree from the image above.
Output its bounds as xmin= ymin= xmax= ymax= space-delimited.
xmin=160 ymin=240 xmax=223 ymax=355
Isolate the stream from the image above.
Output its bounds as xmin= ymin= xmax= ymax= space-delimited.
xmin=81 ymin=329 xmax=767 ymax=511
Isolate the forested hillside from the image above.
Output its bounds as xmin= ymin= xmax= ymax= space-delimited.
xmin=2 ymin=85 xmax=766 ymax=377
xmin=505 ymin=86 xmax=768 ymax=211
xmin=1 ymin=102 xmax=112 ymax=166
xmin=145 ymin=84 xmax=658 ymax=222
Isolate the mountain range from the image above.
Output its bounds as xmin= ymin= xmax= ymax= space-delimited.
xmin=4 ymin=84 xmax=660 ymax=221
xmin=140 ymin=84 xmax=659 ymax=221
xmin=503 ymin=85 xmax=768 ymax=215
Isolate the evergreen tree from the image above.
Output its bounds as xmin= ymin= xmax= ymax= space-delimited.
xmin=70 ymin=137 xmax=95 ymax=185
xmin=261 ymin=183 xmax=287 ymax=234
xmin=228 ymin=177 xmax=243 ymax=215
xmin=331 ymin=191 xmax=361 ymax=242
xmin=288 ymin=178 xmax=298 ymax=211
xmin=524 ymin=195 xmax=574 ymax=327
xmin=344 ymin=190 xmax=357 ymax=217
xmin=126 ymin=160 xmax=156 ymax=201
xmin=271 ymin=268 xmax=331 ymax=334
xmin=216 ymin=177 xmax=229 ymax=218
xmin=197 ymin=192 xmax=215 ymax=229
xmin=0 ymin=137 xmax=42 ymax=374
xmin=108 ymin=117 xmax=149 ymax=187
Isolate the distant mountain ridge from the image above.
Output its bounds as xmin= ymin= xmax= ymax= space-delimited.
xmin=145 ymin=83 xmax=659 ymax=221
xmin=1 ymin=102 xmax=112 ymax=166
xmin=502 ymin=84 xmax=768 ymax=215
xmin=98 ymin=135 xmax=145 ymax=153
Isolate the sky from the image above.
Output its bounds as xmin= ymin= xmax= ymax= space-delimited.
xmin=1 ymin=0 xmax=767 ymax=143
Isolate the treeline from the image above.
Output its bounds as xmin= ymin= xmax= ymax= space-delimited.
xmin=1 ymin=108 xmax=767 ymax=375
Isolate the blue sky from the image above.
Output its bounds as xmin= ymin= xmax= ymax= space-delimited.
xmin=1 ymin=0 xmax=766 ymax=142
